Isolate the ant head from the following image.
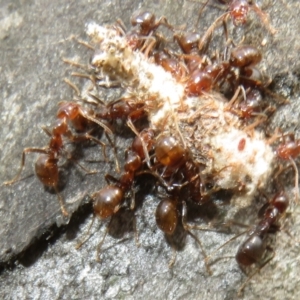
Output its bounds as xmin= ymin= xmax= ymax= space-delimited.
xmin=130 ymin=11 xmax=156 ymax=36
xmin=229 ymin=0 xmax=250 ymax=26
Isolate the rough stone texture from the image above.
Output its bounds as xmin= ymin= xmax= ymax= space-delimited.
xmin=0 ymin=0 xmax=300 ymax=299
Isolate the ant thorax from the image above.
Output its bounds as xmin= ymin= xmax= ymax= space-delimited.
xmin=87 ymin=23 xmax=274 ymax=211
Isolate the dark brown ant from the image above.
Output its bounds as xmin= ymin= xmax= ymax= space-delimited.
xmin=77 ymin=128 xmax=155 ymax=259
xmin=205 ymin=191 xmax=289 ymax=294
xmin=235 ymin=191 xmax=289 ymax=294
xmin=277 ymin=134 xmax=300 ymax=161
xmin=4 ymin=101 xmax=111 ymax=216
xmin=150 ymin=135 xmax=215 ymax=269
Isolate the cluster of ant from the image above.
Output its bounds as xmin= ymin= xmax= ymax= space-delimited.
xmin=4 ymin=0 xmax=299 ymax=294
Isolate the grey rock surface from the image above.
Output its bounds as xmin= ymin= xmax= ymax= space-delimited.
xmin=0 ymin=0 xmax=300 ymax=299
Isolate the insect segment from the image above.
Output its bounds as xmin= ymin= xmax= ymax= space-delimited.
xmin=4 ymin=101 xmax=111 ymax=216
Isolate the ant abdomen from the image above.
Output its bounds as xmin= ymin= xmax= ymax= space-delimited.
xmin=174 ymin=32 xmax=201 ymax=54
xmin=35 ymin=154 xmax=59 ymax=187
xmin=155 ymin=135 xmax=185 ymax=167
xmin=236 ymin=234 xmax=266 ymax=266
xmin=185 ymin=69 xmax=213 ymax=96
xmin=155 ymin=198 xmax=179 ymax=235
xmin=230 ymin=45 xmax=262 ymax=68
xmin=93 ymin=185 xmax=124 ymax=219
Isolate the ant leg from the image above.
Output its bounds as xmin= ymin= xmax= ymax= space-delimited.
xmin=289 ymin=157 xmax=299 ymax=204
xmin=104 ymin=174 xmax=120 ymax=185
xmin=140 ymin=36 xmax=157 ymax=58
xmin=132 ymin=215 xmax=140 ymax=247
xmin=74 ymin=38 xmax=95 ymax=51
xmin=4 ymin=148 xmax=48 ymax=185
xmin=194 ymin=0 xmax=210 ymax=29
xmin=54 ymin=185 xmax=69 ymax=217
xmin=76 ymin=213 xmax=96 ymax=249
xmin=96 ymin=218 xmax=113 ymax=262
xmin=68 ymin=155 xmax=98 ymax=175
xmin=81 ymin=112 xmax=113 ymax=135
xmin=85 ymin=133 xmax=108 ymax=162
xmin=127 ymin=119 xmax=151 ymax=169
xmin=62 ymin=58 xmax=88 ymax=70
xmin=198 ymin=12 xmax=229 ymax=52
xmin=181 ymin=201 xmax=212 ymax=275
xmin=114 ymin=18 xmax=127 ymax=35
xmin=167 ymin=238 xmax=177 ymax=269
xmin=243 ymin=116 xmax=268 ymax=133
xmin=87 ymin=92 xmax=106 ymax=106
xmin=71 ymin=72 xmax=97 ymax=86
xmin=63 ymin=78 xmax=81 ymax=96
xmin=224 ymin=85 xmax=242 ymax=110
xmin=204 ymin=230 xmax=248 ymax=265
xmin=105 ymin=133 xmax=120 ymax=173
xmin=67 ymin=131 xmax=108 ymax=163
xmin=251 ymin=4 xmax=277 ymax=35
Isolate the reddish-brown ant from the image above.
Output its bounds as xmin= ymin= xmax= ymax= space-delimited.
xmin=77 ymin=128 xmax=155 ymax=259
xmin=4 ymin=101 xmax=112 ymax=216
xmin=124 ymin=11 xmax=173 ymax=55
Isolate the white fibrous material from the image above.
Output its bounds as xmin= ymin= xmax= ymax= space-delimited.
xmin=87 ymin=23 xmax=275 ymax=209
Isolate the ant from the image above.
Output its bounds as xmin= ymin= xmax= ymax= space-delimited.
xmin=119 ymin=11 xmax=174 ymax=56
xmin=235 ymin=191 xmax=289 ymax=294
xmin=198 ymin=0 xmax=276 ymax=52
xmin=77 ymin=128 xmax=155 ymax=259
xmin=4 ymin=101 xmax=112 ymax=216
xmin=204 ymin=191 xmax=289 ymax=295
xmin=149 ymin=134 xmax=216 ymax=269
